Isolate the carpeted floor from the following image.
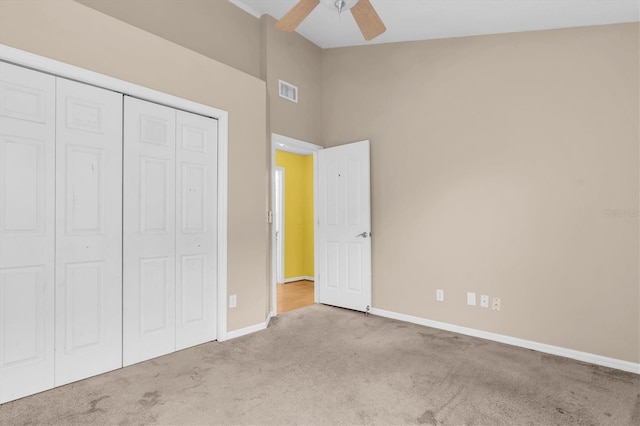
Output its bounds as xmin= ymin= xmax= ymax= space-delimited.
xmin=1 ymin=304 xmax=638 ymax=425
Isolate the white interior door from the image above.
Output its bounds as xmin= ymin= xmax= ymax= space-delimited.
xmin=175 ymin=110 xmax=217 ymax=350
xmin=54 ymin=78 xmax=123 ymax=385
xmin=123 ymin=96 xmax=176 ymax=366
xmin=0 ymin=62 xmax=56 ymax=403
xmin=317 ymin=140 xmax=371 ymax=312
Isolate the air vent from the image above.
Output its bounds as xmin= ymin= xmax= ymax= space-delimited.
xmin=278 ymin=80 xmax=298 ymax=103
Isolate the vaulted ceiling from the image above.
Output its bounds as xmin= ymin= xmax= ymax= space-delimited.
xmin=230 ymin=0 xmax=639 ymax=48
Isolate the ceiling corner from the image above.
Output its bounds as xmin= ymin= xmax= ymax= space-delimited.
xmin=228 ymin=0 xmax=262 ymax=19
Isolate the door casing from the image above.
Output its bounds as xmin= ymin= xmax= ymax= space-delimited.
xmin=274 ymin=166 xmax=285 ymax=285
xmin=270 ymin=133 xmax=322 ymax=316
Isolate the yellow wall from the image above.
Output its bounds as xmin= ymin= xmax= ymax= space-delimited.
xmin=275 ymin=151 xmax=314 ymax=279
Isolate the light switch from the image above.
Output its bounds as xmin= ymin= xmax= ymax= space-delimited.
xmin=467 ymin=292 xmax=476 ymax=306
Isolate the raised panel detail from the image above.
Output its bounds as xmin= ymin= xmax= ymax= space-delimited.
xmin=181 ymin=255 xmax=205 ymax=325
xmin=64 ymin=262 xmax=103 ymax=353
xmin=0 ymin=136 xmax=43 ymax=234
xmin=346 ymin=243 xmax=362 ymax=293
xmin=326 ymin=242 xmax=340 ymax=289
xmin=326 ymin=160 xmax=340 ymax=226
xmin=0 ymin=82 xmax=46 ymax=123
xmin=182 ymin=163 xmax=206 ymax=233
xmin=140 ymin=116 xmax=168 ymax=146
xmin=65 ymin=97 xmax=103 ymax=133
xmin=140 ymin=257 xmax=168 ymax=335
xmin=140 ymin=157 xmax=168 ymax=233
xmin=181 ymin=126 xmax=206 ymax=152
xmin=346 ymin=157 xmax=361 ymax=226
xmin=0 ymin=266 xmax=45 ymax=368
xmin=65 ymin=146 xmax=103 ymax=234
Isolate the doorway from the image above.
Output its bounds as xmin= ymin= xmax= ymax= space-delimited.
xmin=271 ymin=134 xmax=322 ymax=315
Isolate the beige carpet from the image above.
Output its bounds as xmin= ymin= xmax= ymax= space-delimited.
xmin=0 ymin=304 xmax=638 ymax=425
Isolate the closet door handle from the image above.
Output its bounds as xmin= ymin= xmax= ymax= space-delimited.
xmin=355 ymin=232 xmax=370 ymax=238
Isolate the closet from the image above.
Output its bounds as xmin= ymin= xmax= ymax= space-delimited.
xmin=0 ymin=61 xmax=218 ymax=403
xmin=123 ymin=96 xmax=218 ymax=366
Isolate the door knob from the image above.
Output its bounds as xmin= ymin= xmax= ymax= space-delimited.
xmin=355 ymin=232 xmax=370 ymax=238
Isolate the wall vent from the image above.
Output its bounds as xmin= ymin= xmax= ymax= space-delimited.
xmin=278 ymin=80 xmax=298 ymax=103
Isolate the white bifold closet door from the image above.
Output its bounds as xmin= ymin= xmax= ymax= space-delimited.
xmin=0 ymin=62 xmax=56 ymax=403
xmin=54 ymin=78 xmax=123 ymax=385
xmin=123 ymin=97 xmax=177 ymax=366
xmin=175 ymin=110 xmax=218 ymax=350
xmin=123 ymin=96 xmax=217 ymax=366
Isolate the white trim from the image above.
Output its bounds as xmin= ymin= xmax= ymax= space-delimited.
xmin=270 ymin=134 xmax=323 ymax=316
xmin=273 ymin=133 xmax=323 ymax=156
xmin=225 ymin=312 xmax=274 ymax=340
xmin=274 ymin=167 xmax=285 ymax=285
xmin=228 ymin=0 xmax=262 ymax=18
xmin=0 ymin=44 xmax=230 ymax=342
xmin=313 ymin=152 xmax=319 ymax=304
xmin=369 ymin=308 xmax=640 ymax=375
xmin=216 ymin=112 xmax=229 ymax=342
xmin=283 ymin=276 xmax=315 ymax=283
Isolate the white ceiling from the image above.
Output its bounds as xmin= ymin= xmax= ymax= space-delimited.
xmin=229 ymin=0 xmax=639 ymax=48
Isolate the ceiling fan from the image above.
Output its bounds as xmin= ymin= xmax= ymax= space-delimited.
xmin=275 ymin=0 xmax=386 ymax=41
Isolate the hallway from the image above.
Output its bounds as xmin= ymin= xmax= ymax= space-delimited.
xmin=277 ymin=280 xmax=314 ymax=314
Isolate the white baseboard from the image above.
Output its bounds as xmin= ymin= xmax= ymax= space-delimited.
xmin=369 ymin=307 xmax=640 ymax=375
xmin=224 ymin=312 xmax=274 ymax=341
xmin=283 ymin=276 xmax=314 ymax=283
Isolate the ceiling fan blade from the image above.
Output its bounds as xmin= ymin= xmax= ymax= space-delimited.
xmin=351 ymin=0 xmax=386 ymax=41
xmin=275 ymin=0 xmax=320 ymax=32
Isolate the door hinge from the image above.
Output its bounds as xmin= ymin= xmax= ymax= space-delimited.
xmin=268 ymin=211 xmax=273 ymax=224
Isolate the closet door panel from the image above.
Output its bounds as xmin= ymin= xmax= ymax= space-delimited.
xmin=123 ymin=96 xmax=176 ymax=366
xmin=55 ymin=78 xmax=123 ymax=386
xmin=176 ymin=111 xmax=218 ymax=349
xmin=0 ymin=62 xmax=55 ymax=403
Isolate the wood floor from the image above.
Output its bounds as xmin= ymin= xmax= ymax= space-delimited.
xmin=277 ymin=280 xmax=314 ymax=314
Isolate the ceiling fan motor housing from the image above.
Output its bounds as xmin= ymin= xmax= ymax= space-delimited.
xmin=320 ymin=0 xmax=360 ymax=13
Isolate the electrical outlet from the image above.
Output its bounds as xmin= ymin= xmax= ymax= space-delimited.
xmin=229 ymin=294 xmax=237 ymax=308
xmin=492 ymin=297 xmax=501 ymax=311
xmin=480 ymin=294 xmax=489 ymax=308
xmin=436 ymin=289 xmax=444 ymax=301
xmin=467 ymin=292 xmax=476 ymax=306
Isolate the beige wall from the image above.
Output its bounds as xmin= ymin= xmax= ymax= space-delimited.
xmin=76 ymin=0 xmax=262 ymax=79
xmin=0 ymin=0 xmax=269 ymax=331
xmin=261 ymin=15 xmax=324 ymax=146
xmin=74 ymin=2 xmax=324 ymax=146
xmin=323 ymin=23 xmax=640 ymax=363
xmin=2 ymin=0 xmax=637 ymax=365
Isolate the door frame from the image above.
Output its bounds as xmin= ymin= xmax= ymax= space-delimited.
xmin=0 ymin=44 xmax=231 ymax=341
xmin=270 ymin=133 xmax=322 ymax=316
xmin=274 ymin=166 xmax=285 ymax=285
